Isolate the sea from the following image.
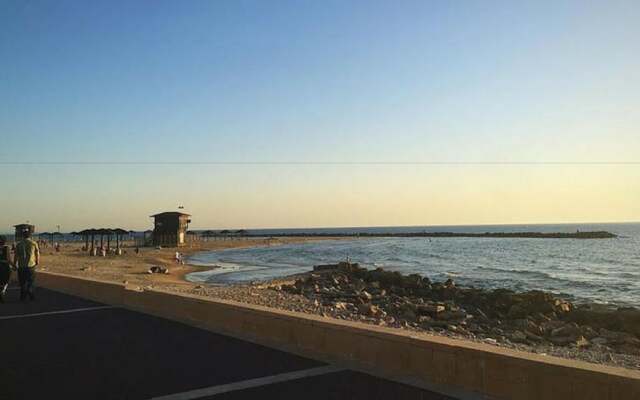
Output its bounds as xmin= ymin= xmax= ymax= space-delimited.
xmin=185 ymin=223 xmax=640 ymax=307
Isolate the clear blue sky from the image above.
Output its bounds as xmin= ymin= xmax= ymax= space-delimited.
xmin=1 ymin=0 xmax=639 ymax=231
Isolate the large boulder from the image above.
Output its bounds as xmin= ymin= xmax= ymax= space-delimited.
xmin=550 ymin=322 xmax=581 ymax=338
xmin=416 ymin=303 xmax=445 ymax=316
xmin=358 ymin=303 xmax=382 ymax=317
xmin=487 ymin=290 xmax=573 ymax=319
xmin=403 ymin=273 xmax=425 ymax=289
xmin=564 ymin=307 xmax=640 ymax=338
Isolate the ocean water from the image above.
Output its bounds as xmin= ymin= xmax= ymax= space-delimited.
xmin=186 ymin=223 xmax=640 ymax=307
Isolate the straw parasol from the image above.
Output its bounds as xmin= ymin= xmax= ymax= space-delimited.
xmin=112 ymin=228 xmax=128 ymax=250
xmin=78 ymin=229 xmax=95 ymax=250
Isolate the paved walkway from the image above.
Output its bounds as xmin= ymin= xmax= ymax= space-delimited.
xmin=0 ymin=287 xmax=456 ymax=400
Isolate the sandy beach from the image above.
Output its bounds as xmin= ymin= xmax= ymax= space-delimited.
xmin=36 ymin=237 xmax=338 ymax=287
xmin=31 ymin=238 xmax=640 ymax=371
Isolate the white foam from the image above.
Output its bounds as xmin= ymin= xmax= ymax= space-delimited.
xmin=186 ymin=261 xmax=270 ymax=283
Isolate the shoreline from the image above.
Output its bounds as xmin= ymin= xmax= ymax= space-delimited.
xmin=183 ymin=262 xmax=637 ymax=310
xmin=37 ymin=237 xmax=639 ymax=371
xmin=38 ymin=236 xmax=351 ymax=289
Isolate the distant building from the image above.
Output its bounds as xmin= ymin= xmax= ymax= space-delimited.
xmin=14 ymin=224 xmax=35 ymax=241
xmin=150 ymin=212 xmax=191 ymax=247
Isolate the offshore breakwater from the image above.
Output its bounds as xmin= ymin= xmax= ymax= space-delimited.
xmin=241 ymin=231 xmax=617 ymax=239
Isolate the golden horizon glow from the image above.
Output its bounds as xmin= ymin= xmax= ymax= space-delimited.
xmin=2 ymin=165 xmax=638 ymax=232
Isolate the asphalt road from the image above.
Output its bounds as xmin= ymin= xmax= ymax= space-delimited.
xmin=0 ymin=287 xmax=455 ymax=400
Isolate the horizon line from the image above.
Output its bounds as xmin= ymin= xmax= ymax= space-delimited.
xmin=3 ymin=220 xmax=638 ymax=235
xmin=1 ymin=161 xmax=639 ymax=166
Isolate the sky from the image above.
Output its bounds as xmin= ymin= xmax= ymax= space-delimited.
xmin=1 ymin=0 xmax=639 ymax=231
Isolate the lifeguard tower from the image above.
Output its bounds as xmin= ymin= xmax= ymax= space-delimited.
xmin=150 ymin=212 xmax=191 ymax=247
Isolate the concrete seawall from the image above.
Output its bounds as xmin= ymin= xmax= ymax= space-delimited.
xmin=39 ymin=272 xmax=640 ymax=400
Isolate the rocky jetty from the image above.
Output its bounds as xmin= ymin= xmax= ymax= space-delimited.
xmin=280 ymin=262 xmax=640 ymax=357
xmin=249 ymin=231 xmax=617 ymax=239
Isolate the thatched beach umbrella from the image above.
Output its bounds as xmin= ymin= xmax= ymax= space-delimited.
xmin=112 ymin=228 xmax=128 ymax=250
xmin=197 ymin=230 xmax=211 ymax=241
xmin=127 ymin=230 xmax=138 ymax=246
xmin=90 ymin=229 xmax=97 ymax=251
xmin=78 ymin=229 xmax=93 ymax=250
xmin=81 ymin=228 xmax=97 ymax=251
xmin=96 ymin=228 xmax=111 ymax=249
xmin=105 ymin=229 xmax=114 ymax=250
xmin=38 ymin=232 xmax=54 ymax=244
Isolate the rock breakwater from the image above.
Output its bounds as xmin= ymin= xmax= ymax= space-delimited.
xmin=248 ymin=231 xmax=617 ymax=239
xmin=280 ymin=262 xmax=640 ymax=359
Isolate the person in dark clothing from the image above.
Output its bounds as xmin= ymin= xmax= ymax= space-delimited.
xmin=0 ymin=235 xmax=13 ymax=303
xmin=14 ymin=230 xmax=39 ymax=301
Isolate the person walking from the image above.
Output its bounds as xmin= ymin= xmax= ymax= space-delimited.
xmin=0 ymin=235 xmax=13 ymax=303
xmin=14 ymin=229 xmax=40 ymax=301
